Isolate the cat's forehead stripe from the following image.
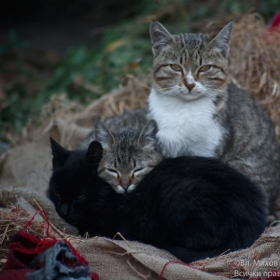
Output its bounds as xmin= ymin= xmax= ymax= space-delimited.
xmin=166 ymin=33 xmax=208 ymax=68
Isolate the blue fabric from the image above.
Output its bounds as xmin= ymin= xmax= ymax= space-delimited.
xmin=26 ymin=241 xmax=91 ymax=280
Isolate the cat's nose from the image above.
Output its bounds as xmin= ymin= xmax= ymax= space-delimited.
xmin=185 ymin=83 xmax=195 ymax=92
xmin=60 ymin=203 xmax=69 ymax=217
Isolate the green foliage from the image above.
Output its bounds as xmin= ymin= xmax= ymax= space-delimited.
xmin=44 ymin=21 xmax=152 ymax=99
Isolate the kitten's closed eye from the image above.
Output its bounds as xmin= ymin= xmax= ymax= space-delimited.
xmin=108 ymin=168 xmax=119 ymax=176
xmin=76 ymin=194 xmax=85 ymax=200
xmin=133 ymin=167 xmax=144 ymax=175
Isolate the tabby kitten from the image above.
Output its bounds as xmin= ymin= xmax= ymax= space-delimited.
xmin=48 ymin=138 xmax=266 ymax=263
xmin=78 ymin=109 xmax=162 ymax=194
xmin=148 ymin=21 xmax=280 ymax=216
xmin=94 ymin=119 xmax=162 ymax=193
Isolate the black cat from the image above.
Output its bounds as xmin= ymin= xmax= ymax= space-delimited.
xmin=48 ymin=137 xmax=267 ymax=263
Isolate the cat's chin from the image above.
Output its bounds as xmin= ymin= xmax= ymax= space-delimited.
xmin=115 ymin=185 xmax=126 ymax=194
xmin=179 ymin=93 xmax=204 ymax=102
xmin=114 ymin=184 xmax=137 ymax=194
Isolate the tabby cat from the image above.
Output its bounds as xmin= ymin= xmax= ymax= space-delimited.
xmin=148 ymin=21 xmax=280 ymax=217
xmin=48 ymin=138 xmax=266 ymax=263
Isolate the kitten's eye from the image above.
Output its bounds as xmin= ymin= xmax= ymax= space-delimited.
xmin=170 ymin=64 xmax=182 ymax=72
xmin=55 ymin=191 xmax=60 ymax=198
xmin=133 ymin=167 xmax=144 ymax=174
xmin=199 ymin=65 xmax=211 ymax=72
xmin=76 ymin=194 xmax=85 ymax=200
xmin=108 ymin=168 xmax=118 ymax=174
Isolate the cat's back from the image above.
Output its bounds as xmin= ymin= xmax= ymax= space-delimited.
xmin=221 ymin=83 xmax=278 ymax=156
xmin=221 ymin=84 xmax=280 ymax=209
xmin=226 ymin=84 xmax=275 ymax=135
xmin=224 ymin=84 xmax=280 ymax=165
xmin=134 ymin=156 xmax=265 ymax=205
xmin=122 ymin=156 xmax=266 ymax=254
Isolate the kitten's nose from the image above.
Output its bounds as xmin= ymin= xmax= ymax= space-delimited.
xmin=186 ymin=83 xmax=195 ymax=92
xmin=120 ymin=179 xmax=131 ymax=190
xmin=121 ymin=183 xmax=129 ymax=190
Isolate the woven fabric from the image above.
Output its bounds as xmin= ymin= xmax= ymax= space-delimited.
xmin=71 ymin=230 xmax=280 ymax=280
xmin=1 ymin=188 xmax=280 ymax=280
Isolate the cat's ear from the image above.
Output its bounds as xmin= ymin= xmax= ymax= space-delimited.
xmin=94 ymin=120 xmax=115 ymax=148
xmin=85 ymin=141 xmax=103 ymax=170
xmin=210 ymin=21 xmax=233 ymax=59
xmin=50 ymin=137 xmax=70 ymax=167
xmin=150 ymin=20 xmax=174 ymax=57
xmin=138 ymin=120 xmax=158 ymax=148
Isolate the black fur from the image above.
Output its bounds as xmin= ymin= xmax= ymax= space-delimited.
xmin=48 ymin=138 xmax=267 ymax=263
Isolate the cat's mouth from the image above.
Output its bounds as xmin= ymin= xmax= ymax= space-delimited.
xmin=176 ymin=87 xmax=205 ymax=102
xmin=180 ymin=91 xmax=203 ymax=102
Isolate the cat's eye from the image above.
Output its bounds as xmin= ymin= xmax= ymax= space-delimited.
xmin=76 ymin=194 xmax=85 ymax=200
xmin=170 ymin=64 xmax=182 ymax=72
xmin=55 ymin=191 xmax=60 ymax=198
xmin=199 ymin=65 xmax=211 ymax=72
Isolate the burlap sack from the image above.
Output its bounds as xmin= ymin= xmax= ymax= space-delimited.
xmin=1 ymin=188 xmax=280 ymax=280
xmin=71 ymin=228 xmax=280 ymax=280
xmin=0 ymin=188 xmax=79 ymax=236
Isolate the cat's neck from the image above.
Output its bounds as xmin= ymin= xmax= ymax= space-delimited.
xmin=148 ymin=87 xmax=226 ymax=158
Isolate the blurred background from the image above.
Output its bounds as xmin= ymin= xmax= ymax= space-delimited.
xmin=0 ymin=0 xmax=279 ymax=148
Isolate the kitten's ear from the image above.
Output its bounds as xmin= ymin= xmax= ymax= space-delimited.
xmin=210 ymin=21 xmax=233 ymax=59
xmin=50 ymin=137 xmax=70 ymax=167
xmin=94 ymin=120 xmax=115 ymax=148
xmin=85 ymin=141 xmax=103 ymax=170
xmin=150 ymin=20 xmax=173 ymax=57
xmin=138 ymin=120 xmax=158 ymax=148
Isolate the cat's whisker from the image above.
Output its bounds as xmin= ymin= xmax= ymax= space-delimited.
xmin=155 ymin=86 xmax=176 ymax=91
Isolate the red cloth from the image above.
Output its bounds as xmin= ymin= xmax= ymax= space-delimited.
xmin=269 ymin=11 xmax=280 ymax=29
xmin=0 ymin=231 xmax=99 ymax=280
xmin=2 ymin=231 xmax=57 ymax=270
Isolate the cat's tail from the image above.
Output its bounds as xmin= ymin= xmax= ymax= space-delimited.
xmin=164 ymin=246 xmax=230 ymax=264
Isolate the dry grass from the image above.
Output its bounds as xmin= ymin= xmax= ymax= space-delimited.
xmin=0 ymin=206 xmax=52 ymax=267
xmin=23 ymin=74 xmax=151 ymax=146
xmin=229 ymin=13 xmax=280 ymax=134
xmin=206 ymin=12 xmax=280 ymax=135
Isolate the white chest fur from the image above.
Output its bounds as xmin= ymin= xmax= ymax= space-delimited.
xmin=148 ymin=88 xmax=224 ymax=158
